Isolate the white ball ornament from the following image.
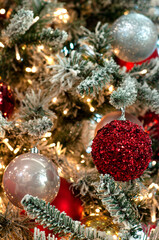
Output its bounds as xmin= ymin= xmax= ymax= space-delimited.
xmin=2 ymin=147 xmax=60 ymax=208
xmin=111 ymin=12 xmax=158 ymax=62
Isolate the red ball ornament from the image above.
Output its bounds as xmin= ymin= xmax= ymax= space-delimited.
xmin=92 ymin=120 xmax=153 ymax=181
xmin=95 ymin=111 xmax=143 ymax=136
xmin=0 ymin=82 xmax=14 ymax=118
xmin=116 ymin=48 xmax=158 ymax=71
xmin=51 ymin=177 xmax=83 ymax=221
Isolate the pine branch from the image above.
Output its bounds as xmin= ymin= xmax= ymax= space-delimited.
xmin=80 ymin=22 xmax=112 ymax=63
xmin=109 ymin=76 xmax=137 ymax=109
xmin=97 ymin=174 xmax=143 ymax=240
xmin=137 ymin=82 xmax=159 ymax=114
xmin=77 ymin=58 xmax=121 ymax=95
xmin=21 ymin=194 xmax=112 ymax=240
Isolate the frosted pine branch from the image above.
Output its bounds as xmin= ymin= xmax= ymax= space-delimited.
xmin=137 ymin=82 xmax=159 ymax=114
xmin=34 ymin=227 xmax=57 ymax=240
xmin=40 ymin=28 xmax=68 ymax=49
xmin=0 ymin=112 xmax=13 ymax=138
xmin=48 ymin=51 xmax=91 ymax=95
xmin=22 ymin=194 xmax=112 ymax=240
xmin=22 ymin=116 xmax=53 ymax=137
xmin=77 ymin=58 xmax=121 ymax=95
xmin=2 ymin=9 xmax=35 ymax=45
xmin=18 ymin=89 xmax=55 ymax=120
xmin=97 ymin=174 xmax=143 ymax=240
xmin=110 ymin=76 xmax=137 ymax=109
xmin=81 ymin=22 xmax=112 ymax=59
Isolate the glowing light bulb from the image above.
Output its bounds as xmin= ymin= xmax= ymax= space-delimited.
xmin=95 ymin=208 xmax=100 ymax=213
xmin=152 ymin=160 xmax=156 ymax=166
xmin=54 ymin=8 xmax=69 ymax=23
xmin=108 ymin=85 xmax=114 ymax=94
xmin=42 ymin=132 xmax=52 ymax=138
xmin=140 ymin=69 xmax=147 ymax=75
xmin=25 ymin=67 xmax=32 ymax=73
xmin=0 ymin=42 xmax=4 ymax=48
xmin=33 ymin=16 xmax=39 ymax=23
xmin=90 ymin=107 xmax=95 ymax=112
xmin=52 ymin=97 xmax=57 ymax=103
xmin=81 ymin=159 xmax=85 ymax=163
xmin=63 ymin=109 xmax=68 ymax=115
xmin=152 ymin=214 xmax=156 ymax=223
xmin=0 ymin=9 xmax=6 ymax=14
xmin=87 ymin=98 xmax=91 ymax=103
xmin=32 ymin=66 xmax=37 ymax=73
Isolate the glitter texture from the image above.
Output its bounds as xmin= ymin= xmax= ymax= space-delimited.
xmin=112 ymin=12 xmax=158 ymax=62
xmin=91 ymin=120 xmax=152 ymax=181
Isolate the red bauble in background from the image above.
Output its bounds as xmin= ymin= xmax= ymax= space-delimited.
xmin=28 ymin=178 xmax=83 ymax=238
xmin=116 ymin=49 xmax=158 ymax=71
xmin=92 ymin=120 xmax=152 ymax=181
xmin=51 ymin=177 xmax=83 ymax=221
xmin=139 ymin=111 xmax=159 ymax=140
xmin=95 ymin=111 xmax=143 ymax=136
xmin=0 ymin=82 xmax=14 ymax=118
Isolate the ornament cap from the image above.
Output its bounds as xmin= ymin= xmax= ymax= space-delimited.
xmin=30 ymin=147 xmax=39 ymax=154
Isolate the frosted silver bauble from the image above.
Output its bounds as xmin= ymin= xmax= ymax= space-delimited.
xmin=2 ymin=151 xmax=60 ymax=208
xmin=111 ymin=12 xmax=158 ymax=62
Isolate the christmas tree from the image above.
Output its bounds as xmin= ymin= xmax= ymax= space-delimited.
xmin=1 ymin=0 xmax=159 ymax=239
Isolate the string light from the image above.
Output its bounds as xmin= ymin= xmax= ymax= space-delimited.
xmin=54 ymin=8 xmax=69 ymax=23
xmin=25 ymin=66 xmax=37 ymax=73
xmin=108 ymin=85 xmax=114 ymax=94
xmin=0 ymin=9 xmax=6 ymax=14
xmin=87 ymin=98 xmax=91 ymax=103
xmin=90 ymin=106 xmax=95 ymax=112
xmin=13 ymin=146 xmax=20 ymax=154
xmin=37 ymin=45 xmax=44 ymax=51
xmin=76 ymin=165 xmax=80 ymax=171
xmin=15 ymin=45 xmax=21 ymax=61
xmin=113 ymin=235 xmax=118 ymax=240
xmin=33 ymin=16 xmax=39 ymax=23
xmin=27 ymin=79 xmax=32 ymax=85
xmin=95 ymin=208 xmax=100 ymax=213
xmin=140 ymin=69 xmax=147 ymax=75
xmin=52 ymin=97 xmax=57 ymax=103
xmin=45 ymin=56 xmax=54 ymax=65
xmin=0 ymin=42 xmax=4 ymax=48
xmin=63 ymin=109 xmax=68 ymax=115
xmin=81 ymin=159 xmax=85 ymax=163
xmin=2 ymin=138 xmax=14 ymax=151
xmin=42 ymin=132 xmax=52 ymax=138
xmin=32 ymin=66 xmax=37 ymax=73
xmin=151 ymin=160 xmax=156 ymax=166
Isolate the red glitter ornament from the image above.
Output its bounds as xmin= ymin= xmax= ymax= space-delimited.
xmin=92 ymin=120 xmax=152 ymax=181
xmin=51 ymin=177 xmax=83 ymax=220
xmin=0 ymin=82 xmax=14 ymax=118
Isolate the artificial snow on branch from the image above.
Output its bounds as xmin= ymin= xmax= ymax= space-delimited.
xmin=2 ymin=9 xmax=35 ymax=46
xmin=34 ymin=227 xmax=58 ymax=240
xmin=77 ymin=58 xmax=121 ymax=95
xmin=97 ymin=174 xmax=143 ymax=240
xmin=48 ymin=50 xmax=91 ymax=96
xmin=80 ymin=22 xmax=112 ymax=62
xmin=40 ymin=28 xmax=68 ymax=49
xmin=110 ymin=76 xmax=137 ymax=109
xmin=137 ymin=82 xmax=159 ymax=114
xmin=22 ymin=116 xmax=53 ymax=137
xmin=21 ymin=194 xmax=113 ymax=240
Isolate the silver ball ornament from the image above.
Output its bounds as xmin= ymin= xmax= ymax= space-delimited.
xmin=112 ymin=12 xmax=158 ymax=62
xmin=2 ymin=151 xmax=60 ymax=208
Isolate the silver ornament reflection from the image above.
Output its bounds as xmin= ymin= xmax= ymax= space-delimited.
xmin=111 ymin=12 xmax=158 ymax=62
xmin=2 ymin=152 xmax=60 ymax=208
